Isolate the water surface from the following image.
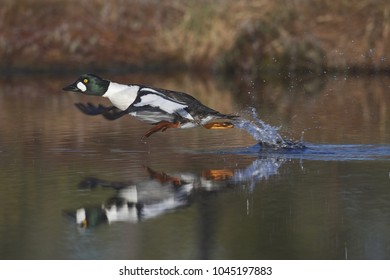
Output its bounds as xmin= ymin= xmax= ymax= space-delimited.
xmin=0 ymin=73 xmax=390 ymax=259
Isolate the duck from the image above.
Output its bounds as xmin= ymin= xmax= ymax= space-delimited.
xmin=63 ymin=74 xmax=239 ymax=138
xmin=65 ymin=169 xmax=194 ymax=227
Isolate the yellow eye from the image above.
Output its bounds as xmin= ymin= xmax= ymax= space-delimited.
xmin=83 ymin=78 xmax=89 ymax=84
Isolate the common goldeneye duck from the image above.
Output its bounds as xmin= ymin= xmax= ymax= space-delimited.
xmin=63 ymin=74 xmax=239 ymax=138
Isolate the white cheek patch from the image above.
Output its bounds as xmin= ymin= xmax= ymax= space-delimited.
xmin=77 ymin=82 xmax=87 ymax=92
xmin=76 ymin=208 xmax=86 ymax=224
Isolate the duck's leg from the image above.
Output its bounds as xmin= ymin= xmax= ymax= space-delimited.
xmin=143 ymin=121 xmax=180 ymax=138
xmin=203 ymin=122 xmax=235 ymax=129
xmin=144 ymin=166 xmax=182 ymax=187
xmin=202 ymin=169 xmax=234 ymax=181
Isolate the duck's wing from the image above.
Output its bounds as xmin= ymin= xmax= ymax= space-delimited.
xmin=74 ymin=102 xmax=127 ymax=120
xmin=131 ymin=87 xmax=195 ymax=121
xmin=150 ymin=87 xmax=239 ymax=120
xmin=129 ymin=85 xmax=239 ymax=123
xmin=75 ymin=102 xmax=109 ymax=116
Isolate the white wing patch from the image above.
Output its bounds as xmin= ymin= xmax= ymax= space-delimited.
xmin=135 ymin=92 xmax=194 ymax=120
xmin=140 ymin=87 xmax=160 ymax=94
xmin=176 ymin=108 xmax=194 ymax=120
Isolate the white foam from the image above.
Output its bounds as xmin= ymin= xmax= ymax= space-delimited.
xmin=233 ymin=107 xmax=285 ymax=146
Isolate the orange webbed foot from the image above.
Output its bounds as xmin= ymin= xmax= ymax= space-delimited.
xmin=203 ymin=122 xmax=235 ymax=130
xmin=143 ymin=121 xmax=180 ymax=138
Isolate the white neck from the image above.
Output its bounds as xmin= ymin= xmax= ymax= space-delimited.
xmin=103 ymin=82 xmax=139 ymax=111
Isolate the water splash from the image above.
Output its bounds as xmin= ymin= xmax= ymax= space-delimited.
xmin=233 ymin=107 xmax=305 ymax=149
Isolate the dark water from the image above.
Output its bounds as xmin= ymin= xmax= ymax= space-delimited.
xmin=0 ymin=73 xmax=390 ymax=259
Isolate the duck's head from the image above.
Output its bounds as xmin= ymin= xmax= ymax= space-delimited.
xmin=63 ymin=74 xmax=109 ymax=96
xmin=76 ymin=207 xmax=108 ymax=228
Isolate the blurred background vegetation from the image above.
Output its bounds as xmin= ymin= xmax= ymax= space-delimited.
xmin=1 ymin=0 xmax=389 ymax=77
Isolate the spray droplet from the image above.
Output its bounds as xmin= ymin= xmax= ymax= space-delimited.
xmin=233 ymin=107 xmax=304 ymax=149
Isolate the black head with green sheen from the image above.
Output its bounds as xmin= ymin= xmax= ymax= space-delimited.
xmin=63 ymin=74 xmax=109 ymax=96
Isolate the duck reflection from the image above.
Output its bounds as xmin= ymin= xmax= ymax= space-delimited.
xmin=64 ymin=158 xmax=285 ymax=228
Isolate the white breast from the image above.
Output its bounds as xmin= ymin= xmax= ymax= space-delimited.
xmin=103 ymin=82 xmax=139 ymax=111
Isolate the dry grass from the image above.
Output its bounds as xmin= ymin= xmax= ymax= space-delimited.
xmin=158 ymin=0 xmax=281 ymax=67
xmin=0 ymin=0 xmax=389 ymax=73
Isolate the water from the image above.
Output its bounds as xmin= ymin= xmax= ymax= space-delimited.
xmin=234 ymin=107 xmax=286 ymax=145
xmin=1 ymin=73 xmax=390 ymax=259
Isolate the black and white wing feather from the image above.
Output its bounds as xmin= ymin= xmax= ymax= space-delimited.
xmin=129 ymin=86 xmax=195 ymax=122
